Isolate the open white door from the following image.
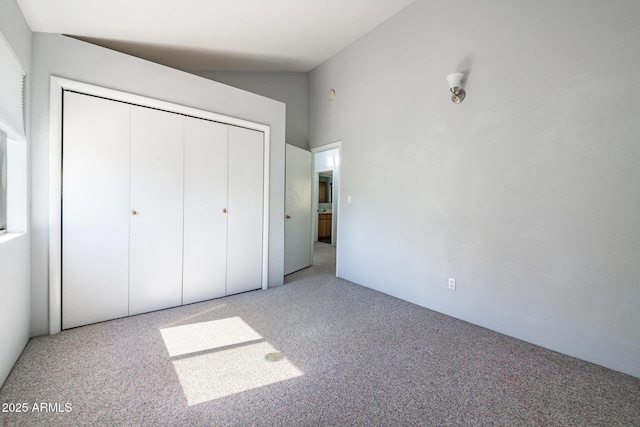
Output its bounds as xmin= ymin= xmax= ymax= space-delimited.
xmin=284 ymin=144 xmax=313 ymax=275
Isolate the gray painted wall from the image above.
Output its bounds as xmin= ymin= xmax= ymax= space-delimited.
xmin=30 ymin=34 xmax=286 ymax=336
xmin=0 ymin=0 xmax=31 ymax=386
xmin=192 ymin=71 xmax=309 ymax=149
xmin=309 ymin=0 xmax=640 ymax=378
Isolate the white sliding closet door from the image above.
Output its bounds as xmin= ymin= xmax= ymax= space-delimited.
xmin=226 ymin=126 xmax=264 ymax=295
xmin=62 ymin=92 xmax=130 ymax=329
xmin=129 ymin=106 xmax=184 ymax=315
xmin=183 ymin=117 xmax=228 ymax=304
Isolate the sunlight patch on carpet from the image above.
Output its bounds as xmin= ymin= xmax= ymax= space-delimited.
xmin=172 ymin=341 xmax=303 ymax=405
xmin=161 ymin=317 xmax=303 ymax=405
xmin=160 ymin=317 xmax=262 ymax=357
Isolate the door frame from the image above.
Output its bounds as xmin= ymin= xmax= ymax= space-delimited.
xmin=310 ymin=141 xmax=342 ymax=276
xmin=48 ymin=76 xmax=271 ymax=334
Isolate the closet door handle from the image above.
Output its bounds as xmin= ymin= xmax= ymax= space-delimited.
xmin=131 ymin=210 xmax=137 ymax=215
xmin=285 ymin=214 xmax=292 ymax=219
xmin=222 ymin=208 xmax=227 ymax=214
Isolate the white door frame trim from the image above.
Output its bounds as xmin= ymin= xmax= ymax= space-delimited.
xmin=310 ymin=141 xmax=342 ymax=276
xmin=48 ymin=76 xmax=271 ymax=334
xmin=310 ymin=141 xmax=341 ymax=154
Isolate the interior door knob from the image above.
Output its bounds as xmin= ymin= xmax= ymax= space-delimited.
xmin=223 ymin=208 xmax=227 ymax=214
xmin=131 ymin=210 xmax=137 ymax=215
xmin=286 ymin=214 xmax=292 ymax=219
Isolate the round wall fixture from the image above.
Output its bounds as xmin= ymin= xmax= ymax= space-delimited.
xmin=328 ymin=89 xmax=336 ymax=100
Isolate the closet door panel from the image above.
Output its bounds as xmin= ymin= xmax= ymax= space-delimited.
xmin=226 ymin=126 xmax=264 ymax=295
xmin=183 ymin=118 xmax=228 ymax=304
xmin=62 ymin=92 xmax=130 ymax=329
xmin=129 ymin=106 xmax=184 ymax=315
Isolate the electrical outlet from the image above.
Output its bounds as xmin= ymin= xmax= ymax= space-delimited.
xmin=448 ymin=278 xmax=456 ymax=290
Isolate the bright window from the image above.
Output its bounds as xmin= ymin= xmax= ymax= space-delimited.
xmin=0 ymin=32 xmax=27 ymax=236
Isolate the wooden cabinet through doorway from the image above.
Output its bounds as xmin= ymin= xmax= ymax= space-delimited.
xmin=318 ymin=213 xmax=332 ymax=240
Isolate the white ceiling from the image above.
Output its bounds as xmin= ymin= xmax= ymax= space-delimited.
xmin=17 ymin=0 xmax=415 ymax=72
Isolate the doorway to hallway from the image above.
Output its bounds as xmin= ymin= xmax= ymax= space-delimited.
xmin=311 ymin=141 xmax=341 ymax=277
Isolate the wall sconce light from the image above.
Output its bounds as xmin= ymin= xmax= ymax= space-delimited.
xmin=446 ymin=72 xmax=466 ymax=104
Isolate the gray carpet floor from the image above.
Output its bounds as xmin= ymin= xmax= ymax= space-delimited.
xmin=1 ymin=242 xmax=639 ymax=426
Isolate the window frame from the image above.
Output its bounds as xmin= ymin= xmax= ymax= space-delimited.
xmin=0 ymin=130 xmax=6 ymax=234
